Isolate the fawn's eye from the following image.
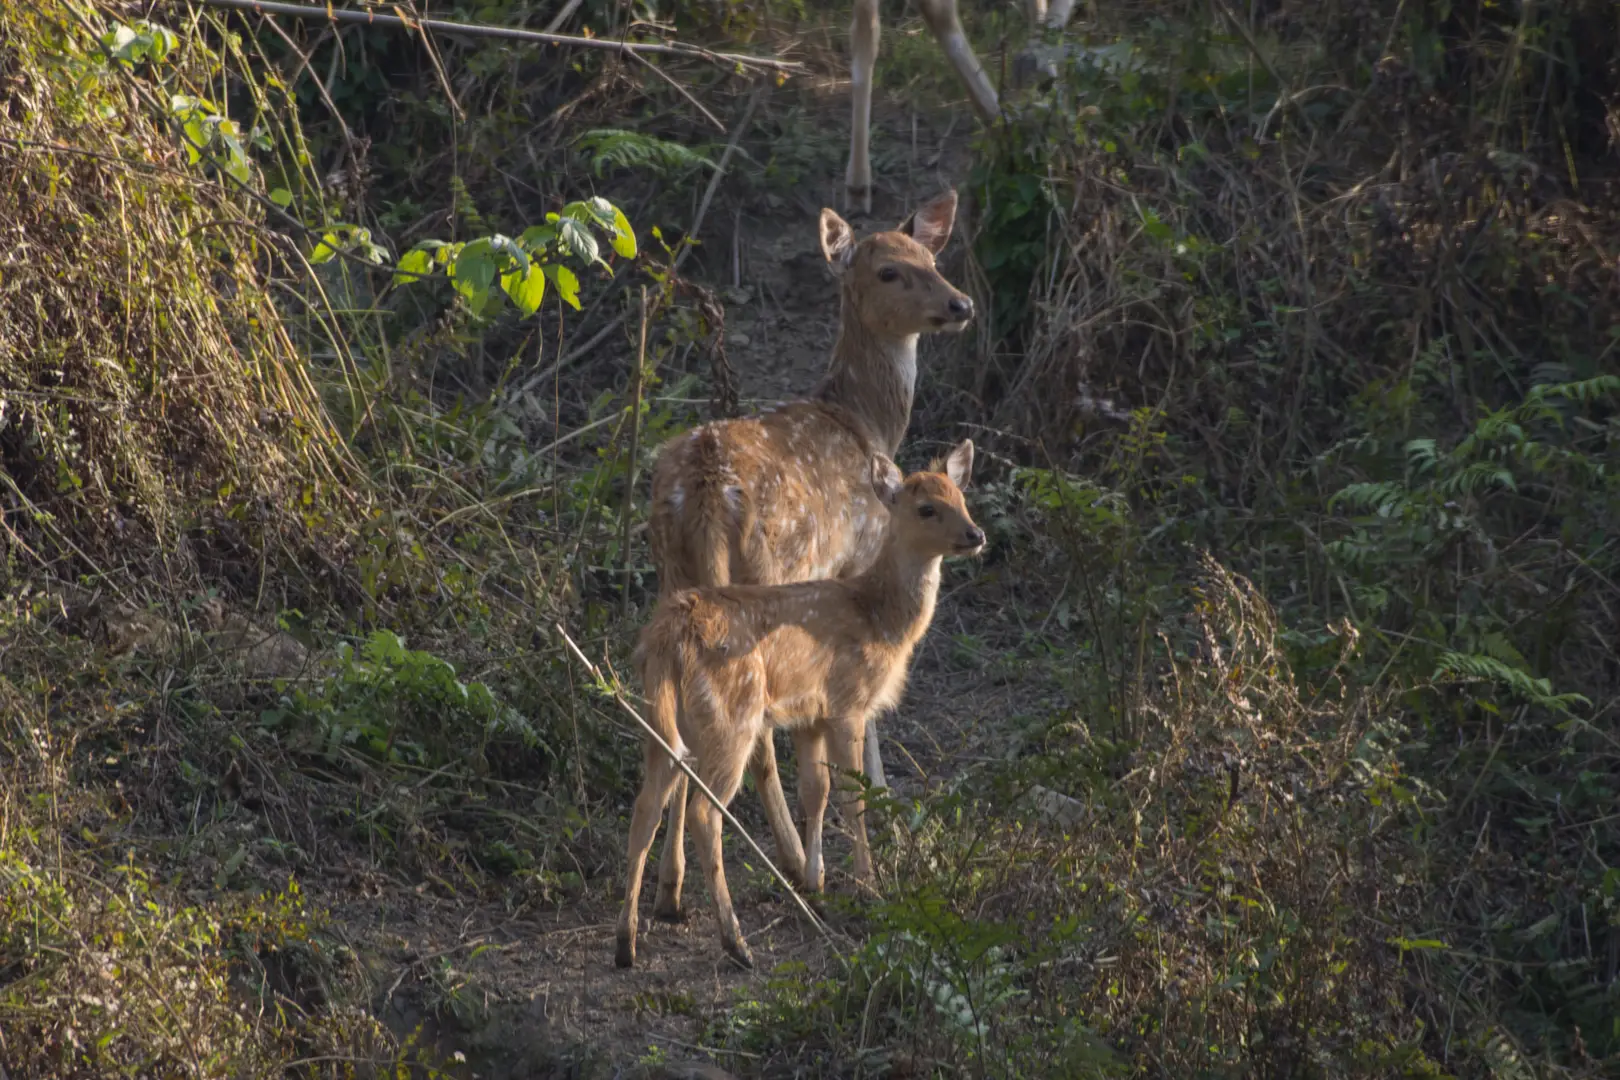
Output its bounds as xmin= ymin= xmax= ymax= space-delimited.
xmin=878 ymin=266 xmax=900 ymax=283
xmin=917 ymin=504 xmax=936 ymax=519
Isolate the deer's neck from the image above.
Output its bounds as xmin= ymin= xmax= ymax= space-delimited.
xmin=852 ymin=538 xmax=941 ymax=648
xmin=813 ymin=293 xmax=918 ymax=456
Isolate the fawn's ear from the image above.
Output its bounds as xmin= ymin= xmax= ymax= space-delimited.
xmin=820 ymin=208 xmax=857 ymax=273
xmin=870 ymin=454 xmax=904 ymax=506
xmin=897 ymin=189 xmax=958 ymax=256
xmin=943 ymin=439 xmax=975 ymax=490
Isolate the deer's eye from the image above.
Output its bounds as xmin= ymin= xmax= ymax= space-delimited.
xmin=878 ymin=266 xmax=900 ymax=283
xmin=917 ymin=504 xmax=936 ymax=519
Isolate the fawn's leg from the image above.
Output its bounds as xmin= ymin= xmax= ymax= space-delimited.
xmin=847 ymin=0 xmax=879 ymax=213
xmin=653 ymin=773 xmax=688 ymax=921
xmin=915 ymin=0 xmax=1001 ymax=125
xmin=862 ymin=716 xmax=888 ymax=793
xmin=687 ymin=736 xmax=757 ymax=969
xmin=748 ymin=730 xmax=808 ymax=886
xmin=616 ymin=741 xmax=682 ymax=968
xmin=828 ymin=720 xmax=875 ymax=887
xmin=791 ymin=727 xmax=831 ymax=894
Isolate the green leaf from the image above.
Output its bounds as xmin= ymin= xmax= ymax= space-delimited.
xmin=519 ymin=224 xmax=557 ymax=251
xmin=557 ymin=216 xmax=600 ymax=267
xmin=181 ymin=115 xmax=208 ymax=164
xmin=503 ymin=262 xmax=547 ymax=316
xmin=488 ymin=233 xmax=530 ymax=275
xmin=104 ymin=23 xmax=139 ymax=60
xmin=544 ymin=264 xmax=581 ymax=310
xmin=310 ymin=231 xmax=342 ymax=264
xmin=394 ymin=247 xmax=434 ymax=284
xmin=610 ymin=207 xmax=637 ymax=258
xmin=269 ymin=187 xmax=293 ymax=209
xmin=576 ymin=197 xmax=619 ymax=230
xmin=451 ymin=239 xmax=497 ymax=308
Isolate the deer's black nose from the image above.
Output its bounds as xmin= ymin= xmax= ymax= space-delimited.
xmin=947 ymin=296 xmax=973 ymax=319
xmin=964 ymin=526 xmax=986 ymax=547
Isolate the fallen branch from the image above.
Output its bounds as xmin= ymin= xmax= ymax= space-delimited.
xmin=177 ymin=0 xmax=806 ymax=73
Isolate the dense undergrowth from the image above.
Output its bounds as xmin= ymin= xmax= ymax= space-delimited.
xmin=941 ymin=0 xmax=1620 ymax=1072
xmin=2 ymin=0 xmax=1618 ymax=1076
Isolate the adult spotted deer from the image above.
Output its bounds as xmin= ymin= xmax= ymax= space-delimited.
xmin=620 ymin=443 xmax=984 ymax=969
xmin=845 ymin=0 xmax=1079 ymax=212
xmin=643 ymin=190 xmax=971 ymax=923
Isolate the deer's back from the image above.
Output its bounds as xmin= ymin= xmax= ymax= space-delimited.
xmin=647 ymin=402 xmax=886 ymax=595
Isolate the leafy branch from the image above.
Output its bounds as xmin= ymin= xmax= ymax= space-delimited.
xmin=386 ymin=197 xmax=637 ymax=316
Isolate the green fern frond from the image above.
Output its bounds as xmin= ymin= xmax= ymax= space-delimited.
xmin=1328 ymin=481 xmax=1409 ymax=516
xmin=1529 ymin=374 xmax=1620 ymax=406
xmin=1438 ymin=461 xmax=1516 ymax=497
xmin=575 ymin=128 xmax=716 ymax=178
xmin=1433 ymin=651 xmax=1590 ymax=714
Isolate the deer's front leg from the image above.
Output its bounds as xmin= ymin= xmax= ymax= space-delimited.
xmin=828 ymin=720 xmax=875 ymax=888
xmin=862 ymin=715 xmax=887 ymax=793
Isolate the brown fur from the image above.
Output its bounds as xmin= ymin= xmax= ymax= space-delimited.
xmin=619 ymin=444 xmax=984 ymax=969
xmin=641 ymin=192 xmax=972 ymax=922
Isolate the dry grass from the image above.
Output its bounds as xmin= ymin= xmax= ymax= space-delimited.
xmin=0 ymin=0 xmax=365 ymax=615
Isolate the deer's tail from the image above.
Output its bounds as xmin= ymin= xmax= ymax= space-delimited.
xmin=689 ymin=428 xmax=753 ymax=588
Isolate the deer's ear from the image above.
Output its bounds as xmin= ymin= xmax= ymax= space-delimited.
xmin=943 ymin=439 xmax=975 ymax=490
xmin=870 ymin=454 xmax=904 ymax=505
xmin=820 ymin=208 xmax=857 ymax=272
xmin=898 ymin=189 xmax=958 ymax=255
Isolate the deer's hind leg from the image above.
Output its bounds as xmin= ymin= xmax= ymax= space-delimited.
xmin=791 ymin=726 xmax=831 ymax=894
xmin=671 ymin=663 xmax=763 ymax=968
xmin=617 ymin=737 xmax=684 ymax=968
xmin=687 ymin=717 xmax=763 ymax=967
xmin=653 ymin=774 xmax=689 ymax=921
xmin=915 ymin=0 xmax=1000 ymax=125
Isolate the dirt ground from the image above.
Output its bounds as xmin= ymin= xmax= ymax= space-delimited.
xmin=322 ymin=66 xmax=1062 ymax=1080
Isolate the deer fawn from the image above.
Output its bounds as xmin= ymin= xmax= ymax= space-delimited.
xmin=643 ymin=191 xmax=972 ymax=923
xmin=845 ymin=0 xmax=1078 ymax=212
xmin=619 ymin=441 xmax=984 ymax=969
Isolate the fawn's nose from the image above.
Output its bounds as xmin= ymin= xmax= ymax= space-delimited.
xmin=947 ymin=295 xmax=974 ymax=320
xmin=963 ymin=526 xmax=986 ymax=548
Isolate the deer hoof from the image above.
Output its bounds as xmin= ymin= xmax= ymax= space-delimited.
xmin=652 ymin=892 xmax=687 ymax=923
xmin=722 ymin=937 xmax=755 ymax=971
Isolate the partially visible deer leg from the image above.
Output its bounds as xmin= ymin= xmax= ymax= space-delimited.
xmin=1045 ymin=0 xmax=1078 ymax=28
xmin=862 ymin=717 xmax=887 ymax=793
xmin=1014 ymin=0 xmax=1080 ymax=90
xmin=617 ymin=739 xmax=684 ymax=968
xmin=748 ymin=731 xmax=809 ymax=886
xmin=688 ymin=736 xmax=759 ymax=969
xmin=915 ymin=0 xmax=1000 ymax=125
xmin=828 ymin=719 xmax=875 ymax=887
xmin=792 ymin=727 xmax=831 ymax=893
xmin=847 ymin=0 xmax=880 ymax=213
xmin=652 ymin=773 xmax=688 ymax=921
